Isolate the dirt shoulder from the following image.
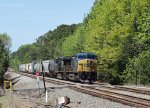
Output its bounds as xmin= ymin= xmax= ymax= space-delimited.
xmin=0 ymin=71 xmax=55 ymax=108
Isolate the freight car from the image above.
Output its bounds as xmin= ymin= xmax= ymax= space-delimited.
xmin=19 ymin=52 xmax=97 ymax=83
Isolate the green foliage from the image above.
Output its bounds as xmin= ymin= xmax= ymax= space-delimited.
xmin=62 ymin=24 xmax=85 ymax=56
xmin=0 ymin=33 xmax=11 ymax=84
xmin=10 ymin=57 xmax=21 ymax=71
xmin=10 ymin=0 xmax=150 ymax=85
xmin=77 ymin=0 xmax=150 ymax=85
xmin=10 ymin=44 xmax=39 ymax=70
xmin=36 ymin=24 xmax=77 ymax=59
xmin=10 ymin=24 xmax=77 ymax=70
xmin=124 ymin=51 xmax=150 ymax=85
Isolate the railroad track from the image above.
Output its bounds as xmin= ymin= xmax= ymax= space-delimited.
xmin=71 ymin=86 xmax=150 ymax=108
xmin=94 ymin=82 xmax=150 ymax=95
xmin=113 ymin=86 xmax=150 ymax=95
xmin=20 ymin=72 xmax=76 ymax=85
xmin=19 ymin=72 xmax=150 ymax=108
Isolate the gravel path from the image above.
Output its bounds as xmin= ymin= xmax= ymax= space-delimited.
xmin=2 ymin=72 xmax=135 ymax=108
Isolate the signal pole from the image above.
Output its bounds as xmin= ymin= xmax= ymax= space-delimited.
xmin=41 ymin=61 xmax=46 ymax=92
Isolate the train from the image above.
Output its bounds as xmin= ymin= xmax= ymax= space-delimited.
xmin=19 ymin=52 xmax=97 ymax=83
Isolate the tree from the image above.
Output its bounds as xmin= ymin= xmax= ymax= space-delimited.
xmin=124 ymin=51 xmax=150 ymax=85
xmin=0 ymin=33 xmax=11 ymax=84
xmin=10 ymin=0 xmax=150 ymax=85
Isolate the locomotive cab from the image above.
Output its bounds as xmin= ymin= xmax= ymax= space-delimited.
xmin=75 ymin=53 xmax=97 ymax=83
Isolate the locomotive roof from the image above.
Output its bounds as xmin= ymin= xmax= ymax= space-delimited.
xmin=74 ymin=52 xmax=97 ymax=56
xmin=57 ymin=57 xmax=72 ymax=60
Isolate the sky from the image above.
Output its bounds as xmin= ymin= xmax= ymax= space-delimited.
xmin=0 ymin=0 xmax=95 ymax=52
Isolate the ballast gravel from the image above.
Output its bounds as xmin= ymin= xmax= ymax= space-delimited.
xmin=3 ymin=72 xmax=135 ymax=108
xmin=47 ymin=88 xmax=135 ymax=108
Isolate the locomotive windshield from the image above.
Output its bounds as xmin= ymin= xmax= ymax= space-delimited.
xmin=77 ymin=54 xmax=87 ymax=59
xmin=87 ymin=54 xmax=97 ymax=59
xmin=76 ymin=53 xmax=97 ymax=59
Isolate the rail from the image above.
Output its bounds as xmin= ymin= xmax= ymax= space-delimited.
xmin=19 ymin=72 xmax=150 ymax=108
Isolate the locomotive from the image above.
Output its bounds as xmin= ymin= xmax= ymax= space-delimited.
xmin=19 ymin=52 xmax=97 ymax=83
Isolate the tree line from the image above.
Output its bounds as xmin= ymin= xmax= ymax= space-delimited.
xmin=10 ymin=24 xmax=77 ymax=70
xmin=0 ymin=33 xmax=11 ymax=85
xmin=11 ymin=0 xmax=150 ymax=85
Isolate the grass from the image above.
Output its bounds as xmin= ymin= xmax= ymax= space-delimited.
xmin=0 ymin=103 xmax=2 ymax=108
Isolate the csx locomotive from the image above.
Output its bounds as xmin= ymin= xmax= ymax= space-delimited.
xmin=19 ymin=52 xmax=97 ymax=83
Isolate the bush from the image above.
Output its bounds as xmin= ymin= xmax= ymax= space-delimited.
xmin=124 ymin=51 xmax=150 ymax=85
xmin=0 ymin=33 xmax=11 ymax=85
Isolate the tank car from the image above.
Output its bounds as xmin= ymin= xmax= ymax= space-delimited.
xmin=25 ymin=63 xmax=30 ymax=72
xmin=28 ymin=63 xmax=34 ymax=74
xmin=42 ymin=60 xmax=56 ymax=77
xmin=19 ymin=64 xmax=23 ymax=72
xmin=33 ymin=62 xmax=42 ymax=75
xmin=48 ymin=59 xmax=57 ymax=77
xmin=19 ymin=64 xmax=26 ymax=72
xmin=35 ymin=60 xmax=57 ymax=77
xmin=42 ymin=60 xmax=50 ymax=76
